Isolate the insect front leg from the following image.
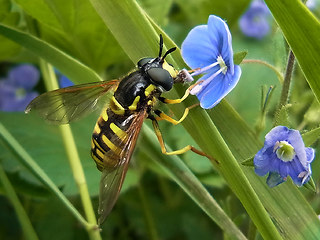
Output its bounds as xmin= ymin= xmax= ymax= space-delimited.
xmin=158 ymin=80 xmax=203 ymax=104
xmin=157 ymin=81 xmax=202 ymax=124
xmin=153 ymin=104 xmax=198 ymax=125
xmin=149 ymin=114 xmax=213 ymax=160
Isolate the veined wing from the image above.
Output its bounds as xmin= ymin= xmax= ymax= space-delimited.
xmin=25 ymin=80 xmax=119 ymax=124
xmin=98 ymin=109 xmax=148 ymax=225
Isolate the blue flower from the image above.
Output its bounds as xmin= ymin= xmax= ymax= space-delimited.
xmin=254 ymin=126 xmax=315 ymax=187
xmin=239 ymin=0 xmax=270 ymax=39
xmin=0 ymin=64 xmax=39 ymax=112
xmin=59 ymin=75 xmax=74 ymax=88
xmin=181 ymin=15 xmax=241 ymax=109
xmin=306 ymin=0 xmax=318 ymax=10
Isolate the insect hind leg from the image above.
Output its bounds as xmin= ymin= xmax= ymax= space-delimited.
xmin=149 ymin=115 xmax=213 ymax=160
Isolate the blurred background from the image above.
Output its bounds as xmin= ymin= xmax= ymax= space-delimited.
xmin=1 ymin=0 xmax=320 ymax=239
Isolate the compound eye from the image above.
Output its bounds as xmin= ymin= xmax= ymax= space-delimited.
xmin=147 ymin=68 xmax=173 ymax=91
xmin=137 ymin=58 xmax=154 ymax=68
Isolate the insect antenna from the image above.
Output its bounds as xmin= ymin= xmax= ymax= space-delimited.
xmin=160 ymin=47 xmax=176 ymax=63
xmin=158 ymin=34 xmax=164 ymax=58
xmin=158 ymin=34 xmax=177 ymax=63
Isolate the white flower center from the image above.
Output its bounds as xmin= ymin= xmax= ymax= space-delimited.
xmin=273 ymin=141 xmax=296 ymax=162
xmin=217 ymin=55 xmax=227 ymax=74
xmin=189 ymin=55 xmax=228 ymax=95
xmin=191 ymin=55 xmax=228 ymax=77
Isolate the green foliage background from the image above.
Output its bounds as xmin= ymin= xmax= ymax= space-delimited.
xmin=1 ymin=0 xmax=320 ymax=239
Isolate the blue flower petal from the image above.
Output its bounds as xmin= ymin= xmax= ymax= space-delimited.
xmin=264 ymin=126 xmax=290 ymax=147
xmin=1 ymin=91 xmax=38 ymax=112
xmin=254 ymin=125 xmax=315 ymax=187
xmin=207 ymin=15 xmax=234 ymax=72
xmin=239 ymin=0 xmax=270 ymax=39
xmin=279 ymin=162 xmax=292 ymax=179
xmin=288 ymin=159 xmax=308 ymax=186
xmin=181 ymin=15 xmax=241 ymax=109
xmin=59 ymin=75 xmax=74 ymax=88
xmin=254 ymin=151 xmax=271 ymax=176
xmin=181 ymin=25 xmax=218 ymax=69
xmin=195 ymin=65 xmax=241 ymax=109
xmin=305 ymin=147 xmax=315 ymax=163
xmin=286 ymin=129 xmax=308 ymax=166
xmin=290 ymin=158 xmax=305 ymax=177
xmin=239 ymin=16 xmax=270 ymax=39
xmin=8 ymin=64 xmax=40 ymax=90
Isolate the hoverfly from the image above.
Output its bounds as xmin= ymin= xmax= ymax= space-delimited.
xmin=25 ymin=35 xmax=209 ymax=224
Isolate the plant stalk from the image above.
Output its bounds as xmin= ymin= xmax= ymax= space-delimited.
xmin=39 ymin=59 xmax=101 ymax=240
xmin=278 ymin=51 xmax=295 ymax=108
xmin=242 ymin=59 xmax=284 ymax=84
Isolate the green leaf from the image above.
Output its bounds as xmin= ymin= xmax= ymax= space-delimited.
xmin=141 ymin=126 xmax=246 ymax=240
xmin=138 ymin=0 xmax=173 ymax=26
xmin=302 ymin=127 xmax=320 ymax=147
xmin=265 ymin=0 xmax=320 ymax=104
xmin=15 ymin=0 xmax=126 ymax=73
xmin=233 ymin=51 xmax=248 ymax=65
xmin=0 ymin=0 xmax=11 ymax=21
xmin=303 ymin=177 xmax=316 ymax=193
xmin=174 ymin=0 xmax=250 ymax=27
xmin=274 ymin=104 xmax=291 ymax=127
xmin=0 ymin=120 xmax=89 ymax=227
xmin=0 ymin=8 xmax=22 ymax=60
xmin=241 ymin=157 xmax=254 ymax=167
xmin=89 ymin=0 xmax=161 ymax=64
xmin=0 ymin=165 xmax=39 ymax=240
xmin=0 ymin=112 xmax=99 ymax=196
xmin=0 ymin=24 xmax=102 ymax=84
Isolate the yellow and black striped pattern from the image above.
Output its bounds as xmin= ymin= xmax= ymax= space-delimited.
xmin=91 ymin=83 xmax=157 ymax=171
xmin=91 ymin=106 xmax=133 ymax=171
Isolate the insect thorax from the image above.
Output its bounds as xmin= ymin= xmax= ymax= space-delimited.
xmin=113 ymin=70 xmax=161 ymax=112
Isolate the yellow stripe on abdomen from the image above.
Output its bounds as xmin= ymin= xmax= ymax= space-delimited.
xmin=95 ymin=147 xmax=105 ymax=160
xmin=101 ymin=109 xmax=108 ymax=121
xmin=102 ymin=134 xmax=120 ymax=153
xmin=110 ymin=123 xmax=127 ymax=141
xmin=93 ymin=123 xmax=101 ymax=134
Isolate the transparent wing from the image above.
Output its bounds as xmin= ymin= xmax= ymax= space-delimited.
xmin=98 ymin=110 xmax=147 ymax=225
xmin=25 ymin=80 xmax=119 ymax=124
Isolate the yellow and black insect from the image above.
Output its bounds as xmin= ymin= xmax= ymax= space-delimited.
xmin=25 ymin=35 xmax=208 ymax=224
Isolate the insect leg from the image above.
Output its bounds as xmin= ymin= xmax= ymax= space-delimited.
xmin=159 ymin=81 xmax=203 ymax=104
xmin=149 ymin=115 xmax=213 ymax=160
xmin=154 ymin=102 xmax=198 ymax=125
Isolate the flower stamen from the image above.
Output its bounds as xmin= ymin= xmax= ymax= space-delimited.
xmin=190 ymin=66 xmax=227 ymax=95
xmin=191 ymin=62 xmax=219 ymax=76
xmin=217 ymin=55 xmax=227 ymax=74
xmin=274 ymin=141 xmax=296 ymax=162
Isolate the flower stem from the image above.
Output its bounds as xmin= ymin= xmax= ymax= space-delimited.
xmin=39 ymin=59 xmax=101 ymax=240
xmin=242 ymin=59 xmax=284 ymax=84
xmin=279 ymin=51 xmax=295 ymax=108
xmin=0 ymin=164 xmax=39 ymax=240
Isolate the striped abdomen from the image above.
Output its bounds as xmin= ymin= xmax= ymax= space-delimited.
xmin=91 ymin=106 xmax=135 ymax=171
